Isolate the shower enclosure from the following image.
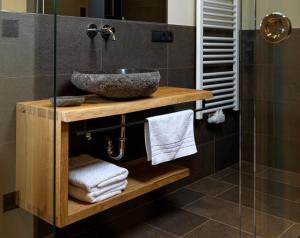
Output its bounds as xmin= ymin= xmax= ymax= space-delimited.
xmin=238 ymin=0 xmax=300 ymax=236
xmin=0 ymin=1 xmax=57 ymax=237
xmin=1 ymin=0 xmax=300 ymax=237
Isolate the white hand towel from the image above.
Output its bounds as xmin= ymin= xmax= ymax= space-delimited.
xmin=69 ymin=180 xmax=128 ymax=203
xmin=145 ymin=110 xmax=197 ymax=165
xmin=69 ymin=154 xmax=129 ymax=192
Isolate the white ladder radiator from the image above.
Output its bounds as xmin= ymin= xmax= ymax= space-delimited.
xmin=196 ymin=0 xmax=240 ymax=119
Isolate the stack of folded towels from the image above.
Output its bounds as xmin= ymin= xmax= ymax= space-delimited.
xmin=68 ymin=154 xmax=129 ymax=203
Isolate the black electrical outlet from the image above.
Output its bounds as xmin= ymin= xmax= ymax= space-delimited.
xmin=152 ymin=30 xmax=174 ymax=43
xmin=2 ymin=191 xmax=19 ymax=212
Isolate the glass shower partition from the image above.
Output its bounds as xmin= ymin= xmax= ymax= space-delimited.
xmin=0 ymin=1 xmax=57 ymax=237
xmin=240 ymin=0 xmax=300 ymax=237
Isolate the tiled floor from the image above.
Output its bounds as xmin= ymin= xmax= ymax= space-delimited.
xmin=80 ymin=162 xmax=300 ymax=238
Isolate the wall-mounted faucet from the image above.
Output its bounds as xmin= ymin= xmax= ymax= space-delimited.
xmin=87 ymin=24 xmax=116 ymax=41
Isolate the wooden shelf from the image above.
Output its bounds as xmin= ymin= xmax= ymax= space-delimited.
xmin=17 ymin=87 xmax=213 ymax=122
xmin=16 ymin=86 xmax=212 ymax=227
xmin=67 ymin=160 xmax=189 ymax=226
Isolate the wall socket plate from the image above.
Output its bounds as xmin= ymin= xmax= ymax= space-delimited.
xmin=2 ymin=191 xmax=19 ymax=212
xmin=152 ymin=30 xmax=174 ymax=43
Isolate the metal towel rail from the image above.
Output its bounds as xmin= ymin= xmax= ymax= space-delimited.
xmin=196 ymin=0 xmax=240 ymax=119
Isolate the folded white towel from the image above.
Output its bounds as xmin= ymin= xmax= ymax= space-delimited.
xmin=69 ymin=154 xmax=129 ymax=192
xmin=70 ymin=189 xmax=122 ymax=203
xmin=69 ymin=180 xmax=128 ymax=203
xmin=145 ymin=110 xmax=197 ymax=165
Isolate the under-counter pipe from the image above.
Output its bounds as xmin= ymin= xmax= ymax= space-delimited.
xmin=106 ymin=115 xmax=126 ymax=160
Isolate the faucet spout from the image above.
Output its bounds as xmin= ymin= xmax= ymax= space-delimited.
xmin=100 ymin=25 xmax=116 ymax=41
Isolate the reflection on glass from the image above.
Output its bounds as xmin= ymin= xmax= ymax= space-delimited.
xmin=0 ymin=0 xmax=167 ymax=23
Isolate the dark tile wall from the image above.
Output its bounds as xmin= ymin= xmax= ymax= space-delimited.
xmin=0 ymin=11 xmax=239 ymax=237
xmin=241 ymin=29 xmax=300 ymax=173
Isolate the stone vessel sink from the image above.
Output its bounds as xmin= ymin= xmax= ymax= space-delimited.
xmin=71 ymin=69 xmax=160 ymax=99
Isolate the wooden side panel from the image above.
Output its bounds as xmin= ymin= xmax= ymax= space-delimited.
xmin=58 ymin=122 xmax=69 ymax=227
xmin=16 ymin=104 xmax=62 ymax=225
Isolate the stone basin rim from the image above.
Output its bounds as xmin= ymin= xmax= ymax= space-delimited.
xmin=73 ymin=68 xmax=159 ymax=75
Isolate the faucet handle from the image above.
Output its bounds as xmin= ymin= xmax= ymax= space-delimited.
xmin=86 ymin=23 xmax=99 ymax=39
xmin=100 ymin=24 xmax=116 ymax=41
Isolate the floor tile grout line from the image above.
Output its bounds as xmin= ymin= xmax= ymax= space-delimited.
xmin=185 ymin=183 xmax=237 ymax=198
xmin=146 ymin=223 xmax=179 ymax=238
xmin=182 ymin=195 xmax=288 ymax=238
xmin=179 ymin=219 xmax=211 ymax=238
xmin=277 ymin=222 xmax=296 ymax=238
xmin=188 ymin=189 xmax=296 ymax=227
xmin=235 ymin=161 xmax=300 ymax=181
xmin=255 ymin=172 xmax=300 ymax=189
xmin=262 ymin=167 xmax=300 ymax=177
xmin=214 ymin=184 xmax=238 ymax=197
xmin=208 ymin=218 xmax=260 ymax=237
xmin=209 ymin=168 xmax=236 ymax=181
xmin=181 ymin=195 xmax=207 ymax=209
xmin=185 ymin=175 xmax=236 ymax=191
xmin=157 ymin=184 xmax=204 ymax=202
xmin=234 ymin=165 xmax=300 ymax=188
xmin=218 ymin=172 xmax=300 ymax=203
xmin=214 ymin=192 xmax=298 ymax=225
xmin=179 ymin=206 xmax=259 ymax=238
xmin=242 ymin=184 xmax=300 ymax=206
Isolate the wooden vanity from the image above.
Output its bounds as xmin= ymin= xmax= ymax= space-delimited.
xmin=16 ymin=86 xmax=213 ymax=227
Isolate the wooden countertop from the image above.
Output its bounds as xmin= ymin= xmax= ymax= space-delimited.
xmin=17 ymin=87 xmax=213 ymax=123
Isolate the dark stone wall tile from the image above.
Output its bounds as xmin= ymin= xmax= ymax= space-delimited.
xmin=102 ymin=19 xmax=167 ymax=70
xmin=167 ymin=25 xmax=196 ymax=68
xmin=273 ymin=101 xmax=300 ymax=141
xmin=240 ymin=64 xmax=255 ymax=100
xmin=241 ymin=64 xmax=274 ymax=101
xmin=255 ymin=29 xmax=300 ymax=68
xmin=0 ymin=76 xmax=37 ymax=144
xmin=0 ymin=13 xmax=102 ymax=78
xmin=175 ymin=142 xmax=215 ymax=183
xmin=215 ymin=134 xmax=239 ymax=171
xmin=194 ymin=120 xmax=215 ymax=144
xmin=214 ymin=110 xmax=239 ymax=139
xmin=158 ymin=69 xmax=167 ymax=86
xmin=241 ymin=29 xmax=300 ymax=173
xmin=0 ymin=142 xmax=16 ymax=194
xmin=167 ymin=68 xmax=195 ymax=88
xmin=256 ymin=134 xmax=300 ymax=173
xmin=241 ymin=132 xmax=254 ymax=163
xmin=0 ymin=13 xmax=38 ymax=78
xmin=240 ymin=31 xmax=255 ymax=65
xmin=255 ymin=100 xmax=275 ymax=136
xmin=273 ymin=68 xmax=300 ymax=104
xmin=35 ymin=14 xmax=102 ymax=76
xmin=194 ymin=111 xmax=239 ymax=144
xmin=56 ymin=15 xmax=102 ymax=74
xmin=241 ymin=99 xmax=254 ymax=134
